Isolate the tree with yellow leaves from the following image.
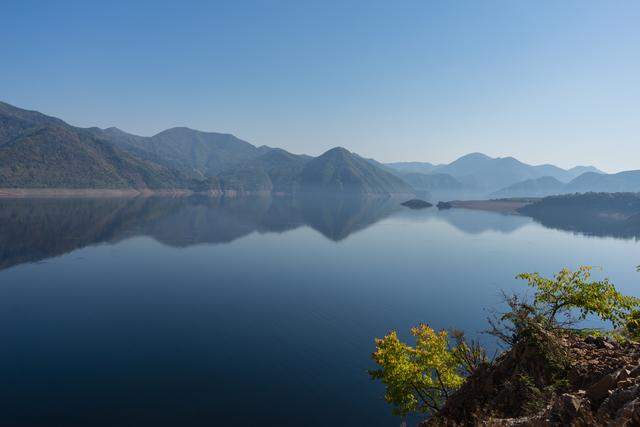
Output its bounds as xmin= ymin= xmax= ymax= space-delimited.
xmin=369 ymin=324 xmax=482 ymax=417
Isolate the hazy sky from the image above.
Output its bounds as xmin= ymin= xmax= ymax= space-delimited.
xmin=2 ymin=1 xmax=639 ymax=172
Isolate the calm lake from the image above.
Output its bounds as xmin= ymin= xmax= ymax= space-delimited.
xmin=0 ymin=195 xmax=639 ymax=426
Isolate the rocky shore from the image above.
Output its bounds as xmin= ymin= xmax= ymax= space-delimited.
xmin=424 ymin=331 xmax=640 ymax=426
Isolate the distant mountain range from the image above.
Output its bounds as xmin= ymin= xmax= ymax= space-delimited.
xmin=399 ymin=172 xmax=464 ymax=193
xmin=2 ymin=101 xmax=638 ymax=197
xmin=491 ymin=170 xmax=640 ymax=198
xmin=386 ymin=153 xmax=604 ymax=194
xmin=491 ymin=176 xmax=566 ymax=198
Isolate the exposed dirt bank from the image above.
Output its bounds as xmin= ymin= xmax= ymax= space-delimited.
xmin=0 ymin=188 xmax=272 ymax=198
xmin=0 ymin=188 xmax=413 ymax=199
xmin=447 ymin=199 xmax=538 ymax=214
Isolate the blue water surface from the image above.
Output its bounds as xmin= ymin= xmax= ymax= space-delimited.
xmin=0 ymin=196 xmax=638 ymax=426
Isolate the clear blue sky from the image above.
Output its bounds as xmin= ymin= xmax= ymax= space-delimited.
xmin=2 ymin=1 xmax=639 ymax=172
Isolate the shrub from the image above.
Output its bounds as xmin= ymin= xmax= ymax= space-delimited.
xmin=625 ymin=310 xmax=640 ymax=340
xmin=517 ymin=266 xmax=639 ymax=328
xmin=369 ymin=324 xmax=486 ymax=417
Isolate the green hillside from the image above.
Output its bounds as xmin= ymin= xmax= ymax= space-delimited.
xmin=299 ymin=147 xmax=414 ymax=195
xmin=0 ymin=102 xmax=415 ymax=195
xmin=0 ymin=125 xmax=205 ymax=189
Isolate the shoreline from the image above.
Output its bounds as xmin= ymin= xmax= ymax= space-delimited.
xmin=0 ymin=188 xmax=220 ymax=198
xmin=446 ymin=198 xmax=538 ymax=214
xmin=0 ymin=188 xmax=415 ymax=199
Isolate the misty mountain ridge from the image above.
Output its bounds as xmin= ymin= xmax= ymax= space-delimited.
xmin=386 ymin=153 xmax=603 ymax=193
xmin=2 ymin=101 xmax=634 ymax=197
xmin=400 ymin=173 xmax=464 ymax=192
xmin=492 ymin=170 xmax=640 ymax=198
xmin=491 ymin=176 xmax=566 ymax=198
xmin=385 ymin=161 xmax=439 ymax=175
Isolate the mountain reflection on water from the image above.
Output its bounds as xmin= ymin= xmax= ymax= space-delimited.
xmin=0 ymin=195 xmax=402 ymax=271
xmin=2 ymin=194 xmax=640 ymax=272
xmin=524 ymin=207 xmax=640 ymax=241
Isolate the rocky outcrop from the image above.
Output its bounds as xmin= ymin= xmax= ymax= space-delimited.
xmin=423 ymin=333 xmax=640 ymax=426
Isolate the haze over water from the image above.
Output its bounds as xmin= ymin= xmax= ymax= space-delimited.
xmin=0 ymin=195 xmax=639 ymax=426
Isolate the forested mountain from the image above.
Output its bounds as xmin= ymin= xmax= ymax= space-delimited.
xmin=0 ymin=101 xmax=68 ymax=144
xmin=0 ymin=101 xmax=411 ymax=195
xmin=298 ymin=147 xmax=413 ymax=195
xmin=88 ymin=126 xmax=272 ymax=178
xmin=5 ymin=101 xmax=630 ymax=197
xmin=0 ymin=102 xmax=203 ymax=190
xmin=217 ymin=148 xmax=312 ymax=194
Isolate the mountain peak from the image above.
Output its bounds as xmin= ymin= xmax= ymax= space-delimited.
xmin=496 ymin=156 xmax=526 ymax=166
xmin=0 ymin=100 xmax=66 ymax=126
xmin=102 ymin=126 xmax=134 ymax=136
xmin=568 ymin=165 xmax=604 ymax=175
xmin=321 ymin=146 xmax=351 ymax=156
xmin=457 ymin=152 xmax=492 ymax=161
xmin=155 ymin=126 xmax=199 ymax=136
xmin=257 ymin=147 xmax=299 ymax=162
xmin=300 ymin=147 xmax=413 ymax=195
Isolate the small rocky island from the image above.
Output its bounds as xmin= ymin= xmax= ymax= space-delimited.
xmin=401 ymin=199 xmax=433 ymax=209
